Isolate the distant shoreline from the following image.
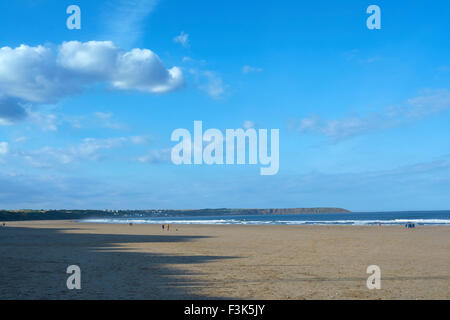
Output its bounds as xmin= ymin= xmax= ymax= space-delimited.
xmin=0 ymin=208 xmax=350 ymax=222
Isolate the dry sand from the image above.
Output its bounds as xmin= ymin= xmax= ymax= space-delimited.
xmin=0 ymin=220 xmax=449 ymax=299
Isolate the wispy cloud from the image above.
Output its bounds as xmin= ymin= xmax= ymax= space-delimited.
xmin=242 ymin=65 xmax=263 ymax=74
xmin=3 ymin=153 xmax=449 ymax=210
xmin=0 ymin=142 xmax=8 ymax=155
xmin=181 ymin=55 xmax=227 ymax=99
xmin=6 ymin=136 xmax=152 ymax=168
xmin=187 ymin=70 xmax=225 ymax=99
xmin=343 ymin=49 xmax=359 ymax=61
xmin=290 ymin=89 xmax=450 ymax=141
xmin=101 ymin=0 xmax=158 ymax=48
xmin=437 ymin=65 xmax=450 ymax=73
xmin=93 ymin=112 xmax=126 ymax=130
xmin=138 ymin=148 xmax=171 ymax=164
xmin=243 ymin=120 xmax=256 ymax=129
xmin=173 ymin=31 xmax=190 ymax=48
xmin=342 ymin=49 xmax=382 ymax=64
xmin=28 ymin=109 xmax=58 ymax=131
xmin=200 ymin=71 xmax=225 ymax=99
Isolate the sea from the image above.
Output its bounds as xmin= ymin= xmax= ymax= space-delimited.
xmin=80 ymin=210 xmax=450 ymax=226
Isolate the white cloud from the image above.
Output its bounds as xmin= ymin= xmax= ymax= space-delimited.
xmin=94 ymin=111 xmax=113 ymax=119
xmin=93 ymin=111 xmax=125 ymax=130
xmin=130 ymin=135 xmax=151 ymax=145
xmin=112 ymin=47 xmax=184 ymax=93
xmin=94 ymin=112 xmax=113 ymax=119
xmin=28 ymin=110 xmax=58 ymax=131
xmin=101 ymin=0 xmax=159 ymax=48
xmin=71 ymin=136 xmax=149 ymax=160
xmin=57 ymin=41 xmax=184 ymax=94
xmin=243 ymin=120 xmax=256 ymax=129
xmin=14 ymin=136 xmax=27 ymax=143
xmin=9 ymin=135 xmax=152 ymax=168
xmin=242 ymin=65 xmax=263 ymax=74
xmin=364 ymin=56 xmax=382 ymax=63
xmin=343 ymin=49 xmax=359 ymax=61
xmin=342 ymin=49 xmax=382 ymax=64
xmin=295 ymin=116 xmax=382 ymax=140
xmin=57 ymin=41 xmax=120 ymax=78
xmin=173 ymin=31 xmax=189 ymax=48
xmin=74 ymin=137 xmax=128 ymax=159
xmin=0 ymin=45 xmax=76 ymax=104
xmin=405 ymin=89 xmax=450 ymax=117
xmin=0 ymin=41 xmax=185 ymax=125
xmin=0 ymin=142 xmax=8 ymax=155
xmin=198 ymin=71 xmax=225 ymax=99
xmin=10 ymin=138 xmax=126 ymax=168
xmin=138 ymin=148 xmax=171 ymax=164
xmin=291 ymin=89 xmax=450 ymax=141
xmin=183 ymin=57 xmax=225 ymax=99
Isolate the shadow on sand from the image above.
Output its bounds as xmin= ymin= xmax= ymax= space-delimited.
xmin=0 ymin=226 xmax=236 ymax=299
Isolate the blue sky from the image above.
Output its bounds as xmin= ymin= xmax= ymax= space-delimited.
xmin=0 ymin=0 xmax=449 ymax=211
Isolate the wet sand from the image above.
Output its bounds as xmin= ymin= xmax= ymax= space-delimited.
xmin=0 ymin=220 xmax=449 ymax=299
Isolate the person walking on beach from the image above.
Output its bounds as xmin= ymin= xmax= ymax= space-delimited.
xmin=167 ymin=224 xmax=170 ymax=231
xmin=162 ymin=224 xmax=165 ymax=230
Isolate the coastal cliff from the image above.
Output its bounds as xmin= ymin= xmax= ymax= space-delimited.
xmin=238 ymin=208 xmax=350 ymax=214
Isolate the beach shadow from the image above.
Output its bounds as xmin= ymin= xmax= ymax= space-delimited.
xmin=0 ymin=226 xmax=236 ymax=300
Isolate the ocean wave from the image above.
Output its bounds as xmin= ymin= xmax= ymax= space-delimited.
xmin=80 ymin=218 xmax=450 ymax=226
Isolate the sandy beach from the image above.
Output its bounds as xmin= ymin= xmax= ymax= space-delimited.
xmin=0 ymin=220 xmax=449 ymax=299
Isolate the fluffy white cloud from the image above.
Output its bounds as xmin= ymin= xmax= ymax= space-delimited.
xmin=59 ymin=41 xmax=184 ymax=94
xmin=57 ymin=41 xmax=120 ymax=78
xmin=0 ymin=41 xmax=184 ymax=124
xmin=112 ymin=48 xmax=184 ymax=93
xmin=0 ymin=45 xmax=77 ymax=104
